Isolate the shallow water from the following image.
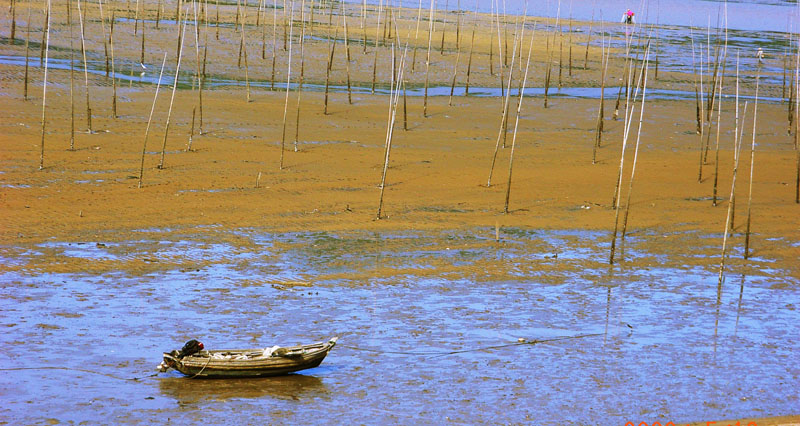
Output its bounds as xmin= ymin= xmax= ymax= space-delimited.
xmin=0 ymin=54 xmax=784 ymax=104
xmin=381 ymin=0 xmax=796 ymax=32
xmin=1 ymin=228 xmax=797 ymax=424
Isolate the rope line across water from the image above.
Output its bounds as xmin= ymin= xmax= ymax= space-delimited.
xmin=0 ymin=366 xmax=159 ymax=381
xmin=339 ymin=333 xmax=602 ymax=357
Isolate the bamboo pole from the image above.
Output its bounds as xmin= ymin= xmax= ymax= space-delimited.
xmin=308 ymin=0 xmax=315 ymax=36
xmin=134 ymin=0 xmax=140 ymax=34
xmin=568 ymin=14 xmax=572 ymax=77
xmin=97 ymin=0 xmax=110 ymax=77
xmin=782 ymin=45 xmax=788 ymax=103
xmin=261 ymin=0 xmax=267 ymax=59
xmin=362 ymin=0 xmax=368 ymax=54
xmin=77 ymin=0 xmax=93 ymax=132
xmin=377 ymin=45 xmax=408 ymax=220
xmin=199 ymin=0 xmax=207 ymax=134
xmin=711 ymin=62 xmax=725 ymax=205
xmin=39 ymin=2 xmax=47 ymax=67
xmin=494 ymin=0 xmax=504 ymax=102
xmin=271 ymin=0 xmax=278 ymax=89
xmin=23 ymin=2 xmax=31 ymax=100
xmin=455 ymin=0 xmax=460 ymax=50
xmin=294 ymin=0 xmax=307 ymax=150
xmin=279 ymin=0 xmax=295 ymax=170
xmin=39 ymin=0 xmax=52 ymax=171
xmin=110 ymin=10 xmax=117 ymax=118
xmin=402 ymin=79 xmax=408 ymax=130
xmin=706 ymin=30 xmax=729 ymax=184
xmin=241 ymin=5 xmax=251 ymax=102
xmin=654 ymin=18 xmax=660 ymax=80
xmin=187 ymin=106 xmax=196 ymax=150
xmin=504 ymin=28 xmax=536 ymax=214
xmin=324 ymin=25 xmax=338 ymax=115
xmin=792 ymin=32 xmax=800 ymax=204
xmin=138 ymin=54 xmax=169 ymax=188
xmin=717 ymin=102 xmax=747 ymax=287
xmin=744 ymin=72 xmax=760 ymax=259
xmin=583 ymin=9 xmax=593 ymax=70
xmin=371 ymin=0 xmax=384 ymax=94
xmin=729 ymin=53 xmax=742 ymax=229
xmin=9 ymin=0 xmax=15 ymax=42
xmin=410 ymin=0 xmax=423 ymax=71
xmin=464 ymin=0 xmax=476 ymax=95
xmin=343 ymin=4 xmax=353 ymax=104
xmin=621 ymin=58 xmax=652 ymax=242
xmin=140 ymin=6 xmax=146 ymax=66
xmin=235 ymin=0 xmax=241 ymax=29
xmin=440 ymin=0 xmax=448 ymax=55
xmin=158 ymin=14 xmax=188 ymax=170
xmin=558 ymin=33 xmax=563 ymax=88
xmin=502 ymin=0 xmax=507 ymax=67
xmin=543 ymin=38 xmax=553 ymax=107
xmin=488 ymin=0 xmax=494 ymax=76
xmin=611 ymin=46 xmax=644 ymax=209
xmin=592 ymin=29 xmax=608 ymax=164
xmin=327 ymin=10 xmax=337 ymax=72
xmin=706 ymin=11 xmax=728 ymax=162
xmin=610 ymin=44 xmax=649 ymax=264
xmin=487 ymin=22 xmax=521 ymax=187
xmin=448 ymin=24 xmax=463 ymax=106
xmin=423 ymin=0 xmax=434 ymax=117
xmin=68 ymin=0 xmax=75 ymax=149
xmin=690 ymin=25 xmax=702 ymax=134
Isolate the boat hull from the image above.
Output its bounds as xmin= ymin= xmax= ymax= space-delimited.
xmin=163 ymin=338 xmax=336 ymax=378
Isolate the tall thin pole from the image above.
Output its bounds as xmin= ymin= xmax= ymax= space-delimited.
xmin=744 ymin=72 xmax=760 ymax=259
xmin=23 ymin=2 xmax=31 ymax=100
xmin=158 ymin=14 xmax=188 ymax=170
xmin=68 ymin=0 xmax=75 ymax=149
xmin=294 ymin=0 xmax=307 ymax=150
xmin=583 ymin=8 xmax=593 ymax=70
xmin=504 ymin=27 xmax=536 ymax=214
xmin=343 ymin=3 xmax=353 ymax=104
xmin=371 ymin=0 xmax=384 ymax=94
xmin=409 ymin=0 xmax=423 ymax=71
xmin=423 ymin=0 xmax=435 ymax=117
xmin=39 ymin=0 xmax=52 ymax=171
xmin=110 ymin=10 xmax=117 ymax=118
xmin=279 ymin=0 xmax=295 ymax=170
xmin=487 ymin=20 xmax=521 ymax=187
xmin=77 ymin=0 xmax=93 ymax=132
xmin=621 ymin=58 xmax=652 ymax=241
xmin=610 ymin=44 xmax=650 ymax=264
xmin=718 ymin=103 xmax=748 ymax=287
xmin=377 ymin=46 xmax=408 ymax=219
xmin=271 ymin=0 xmax=278 ymax=89
xmin=138 ymin=53 xmax=169 ymax=188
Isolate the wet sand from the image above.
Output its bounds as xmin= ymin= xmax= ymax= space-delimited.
xmin=1 ymin=1 xmax=799 ymax=424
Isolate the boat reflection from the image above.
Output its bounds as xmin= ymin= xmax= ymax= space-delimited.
xmin=159 ymin=374 xmax=328 ymax=403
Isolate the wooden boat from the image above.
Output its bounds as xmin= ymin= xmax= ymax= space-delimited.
xmin=160 ymin=337 xmax=338 ymax=378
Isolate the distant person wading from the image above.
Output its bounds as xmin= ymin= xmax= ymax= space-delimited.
xmin=622 ymin=9 xmax=635 ymax=24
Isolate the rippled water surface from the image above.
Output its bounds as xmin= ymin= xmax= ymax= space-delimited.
xmin=0 ymin=228 xmax=797 ymax=424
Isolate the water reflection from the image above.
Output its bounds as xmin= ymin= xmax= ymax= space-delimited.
xmin=158 ymin=374 xmax=328 ymax=403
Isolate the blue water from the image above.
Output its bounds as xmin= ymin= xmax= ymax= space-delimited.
xmin=362 ymin=0 xmax=797 ymax=32
xmin=0 ymin=228 xmax=797 ymax=424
